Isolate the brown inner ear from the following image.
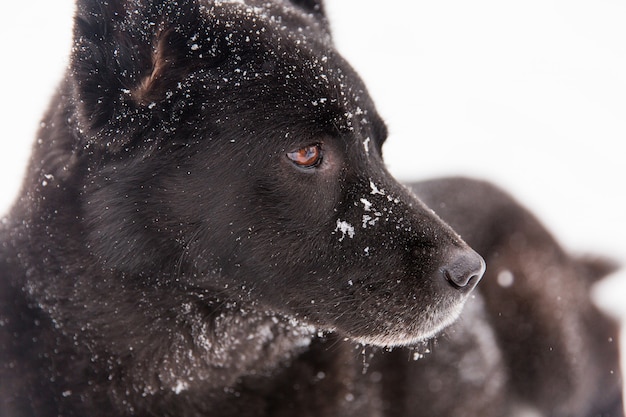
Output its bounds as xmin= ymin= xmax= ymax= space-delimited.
xmin=132 ymin=28 xmax=174 ymax=106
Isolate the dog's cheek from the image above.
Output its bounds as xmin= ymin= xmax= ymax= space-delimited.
xmin=82 ymin=163 xmax=182 ymax=274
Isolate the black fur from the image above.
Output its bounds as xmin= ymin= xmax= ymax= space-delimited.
xmin=0 ymin=1 xmax=622 ymax=416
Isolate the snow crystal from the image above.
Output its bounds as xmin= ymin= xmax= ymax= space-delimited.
xmin=369 ymin=371 xmax=382 ymax=383
xmin=173 ymin=380 xmax=189 ymax=394
xmin=361 ymin=214 xmax=379 ymax=229
xmin=369 ymin=180 xmax=385 ymax=196
xmin=510 ymin=404 xmax=543 ymax=417
xmin=360 ymin=197 xmax=382 ymax=229
xmin=214 ymin=0 xmax=247 ymax=6
xmin=360 ymin=198 xmax=372 ymax=211
xmin=363 ymin=137 xmax=370 ymax=154
xmin=41 ymin=173 xmax=54 ymax=187
xmin=335 ymin=220 xmax=355 ymax=241
xmin=311 ymin=98 xmax=328 ymax=107
xmin=497 ymin=269 xmax=515 ymax=287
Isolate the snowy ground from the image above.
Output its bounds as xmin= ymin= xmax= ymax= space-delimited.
xmin=1 ymin=0 xmax=625 ymax=407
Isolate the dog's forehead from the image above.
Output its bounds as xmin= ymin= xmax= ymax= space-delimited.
xmin=197 ymin=0 xmax=332 ymax=75
xmin=199 ymin=0 xmax=329 ymax=42
xmin=192 ymin=1 xmax=381 ymax=134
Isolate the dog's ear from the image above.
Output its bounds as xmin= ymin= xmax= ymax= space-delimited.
xmin=577 ymin=255 xmax=620 ymax=285
xmin=71 ymin=0 xmax=211 ymax=152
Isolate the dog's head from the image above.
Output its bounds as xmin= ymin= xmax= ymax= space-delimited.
xmin=69 ymin=0 xmax=484 ymax=347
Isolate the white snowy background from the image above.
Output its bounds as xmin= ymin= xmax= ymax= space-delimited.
xmin=0 ymin=0 xmax=624 ymax=405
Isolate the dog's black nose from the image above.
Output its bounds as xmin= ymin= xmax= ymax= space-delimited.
xmin=442 ymin=248 xmax=485 ymax=290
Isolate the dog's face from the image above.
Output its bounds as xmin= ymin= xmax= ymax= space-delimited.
xmin=72 ymin=0 xmax=484 ymax=347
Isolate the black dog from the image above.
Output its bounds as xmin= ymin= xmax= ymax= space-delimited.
xmin=0 ymin=1 xmax=622 ymax=416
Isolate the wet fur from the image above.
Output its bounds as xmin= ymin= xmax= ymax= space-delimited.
xmin=0 ymin=1 xmax=623 ymax=416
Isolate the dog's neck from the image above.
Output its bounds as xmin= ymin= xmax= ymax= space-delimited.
xmin=3 ymin=231 xmax=317 ymax=405
xmin=1 ymin=98 xmax=319 ymax=404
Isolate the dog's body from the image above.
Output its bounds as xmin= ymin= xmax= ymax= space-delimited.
xmin=0 ymin=1 xmax=622 ymax=416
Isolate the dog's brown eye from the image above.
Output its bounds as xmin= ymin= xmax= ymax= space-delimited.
xmin=287 ymin=144 xmax=322 ymax=168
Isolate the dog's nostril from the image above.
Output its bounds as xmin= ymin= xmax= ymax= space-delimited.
xmin=442 ymin=249 xmax=486 ymax=290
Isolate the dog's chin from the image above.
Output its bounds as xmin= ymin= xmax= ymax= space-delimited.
xmin=349 ymin=298 xmax=468 ymax=348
